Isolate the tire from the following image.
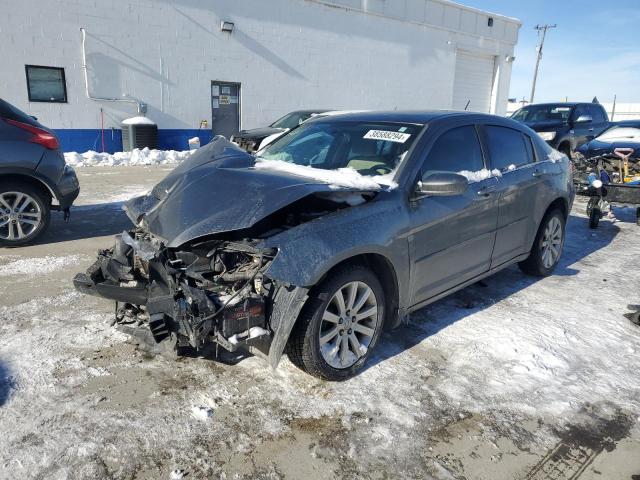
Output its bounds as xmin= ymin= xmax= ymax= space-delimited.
xmin=0 ymin=181 xmax=51 ymax=247
xmin=636 ymin=207 xmax=640 ymax=227
xmin=518 ymin=209 xmax=565 ymax=277
xmin=287 ymin=264 xmax=385 ymax=381
xmin=589 ymin=207 xmax=601 ymax=229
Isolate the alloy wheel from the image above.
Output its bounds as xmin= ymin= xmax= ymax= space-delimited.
xmin=319 ymin=281 xmax=379 ymax=369
xmin=0 ymin=191 xmax=42 ymax=241
xmin=540 ymin=216 xmax=563 ymax=268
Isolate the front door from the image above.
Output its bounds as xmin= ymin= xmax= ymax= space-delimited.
xmin=211 ymin=81 xmax=240 ymax=139
xmin=570 ymin=105 xmax=593 ymax=148
xmin=409 ymin=124 xmax=499 ymax=306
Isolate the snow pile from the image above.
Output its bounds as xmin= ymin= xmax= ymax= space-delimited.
xmin=458 ymin=168 xmax=502 ymax=182
xmin=253 ymin=158 xmax=397 ymax=190
xmin=121 ymin=116 xmax=156 ymax=126
xmin=190 ymin=405 xmax=214 ymax=421
xmin=0 ymin=255 xmax=84 ymax=277
xmin=597 ymin=127 xmax=640 ymax=142
xmin=548 ymin=149 xmax=567 ymax=163
xmin=64 ymin=147 xmax=194 ymax=168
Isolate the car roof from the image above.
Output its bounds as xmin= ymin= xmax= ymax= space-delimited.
xmin=521 ymin=102 xmax=603 ymax=108
xmin=306 ymin=110 xmax=482 ymax=124
xmin=291 ymin=109 xmax=331 ymax=115
xmin=612 ymin=120 xmax=640 ymax=127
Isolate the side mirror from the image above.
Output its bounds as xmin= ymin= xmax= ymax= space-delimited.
xmin=416 ymin=173 xmax=468 ymax=197
xmin=575 ymin=115 xmax=593 ymax=124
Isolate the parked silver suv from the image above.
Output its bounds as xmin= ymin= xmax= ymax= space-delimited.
xmin=0 ymin=98 xmax=79 ymax=246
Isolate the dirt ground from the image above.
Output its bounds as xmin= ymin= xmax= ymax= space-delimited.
xmin=1 ymin=166 xmax=639 ymax=480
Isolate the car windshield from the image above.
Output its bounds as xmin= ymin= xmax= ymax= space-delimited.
xmin=511 ymin=105 xmax=572 ymax=123
xmin=597 ymin=125 xmax=640 ymax=142
xmin=270 ymin=111 xmax=318 ymax=129
xmin=257 ymin=121 xmax=423 ymax=177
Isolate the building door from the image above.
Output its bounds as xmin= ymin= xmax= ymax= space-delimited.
xmin=452 ymin=50 xmax=496 ymax=113
xmin=211 ymin=81 xmax=240 ymax=139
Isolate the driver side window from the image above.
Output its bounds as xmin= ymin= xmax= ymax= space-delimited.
xmin=423 ymin=125 xmax=484 ymax=179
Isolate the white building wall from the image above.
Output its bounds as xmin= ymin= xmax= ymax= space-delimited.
xmin=0 ymin=0 xmax=520 ymax=149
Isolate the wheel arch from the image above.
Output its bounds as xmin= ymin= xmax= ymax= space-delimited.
xmin=546 ymin=197 xmax=569 ymax=221
xmin=0 ymin=172 xmax=54 ymax=204
xmin=305 ymin=252 xmax=401 ymax=330
xmin=557 ymin=139 xmax=572 ymax=156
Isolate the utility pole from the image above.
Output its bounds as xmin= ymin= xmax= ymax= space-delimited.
xmin=530 ymin=24 xmax=556 ymax=103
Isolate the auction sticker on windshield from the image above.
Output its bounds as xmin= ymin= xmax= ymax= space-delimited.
xmin=364 ymin=130 xmax=411 ymax=143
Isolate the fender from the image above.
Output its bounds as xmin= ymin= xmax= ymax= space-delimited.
xmin=0 ymin=166 xmax=59 ymax=201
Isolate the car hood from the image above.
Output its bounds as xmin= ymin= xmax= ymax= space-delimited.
xmin=521 ymin=120 xmax=566 ymax=131
xmin=578 ymin=139 xmax=640 ymax=157
xmin=124 ymin=137 xmax=352 ymax=247
xmin=235 ymin=126 xmax=286 ymax=139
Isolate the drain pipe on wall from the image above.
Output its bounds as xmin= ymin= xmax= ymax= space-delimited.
xmin=80 ymin=27 xmax=146 ymax=115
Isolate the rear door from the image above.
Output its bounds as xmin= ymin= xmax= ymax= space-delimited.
xmin=571 ymin=105 xmax=593 ymax=148
xmin=408 ymin=124 xmax=499 ymax=305
xmin=588 ymin=104 xmax=609 ymax=139
xmin=482 ymin=125 xmax=542 ymax=268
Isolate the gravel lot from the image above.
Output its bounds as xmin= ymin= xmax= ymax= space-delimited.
xmin=1 ymin=165 xmax=639 ymax=480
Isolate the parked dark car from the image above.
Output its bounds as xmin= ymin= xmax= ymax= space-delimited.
xmin=511 ymin=102 xmax=610 ymax=157
xmin=0 ymin=98 xmax=79 ymax=246
xmin=231 ymin=109 xmax=329 ymax=152
xmin=74 ymin=111 xmax=573 ymax=380
xmin=577 ymin=120 xmax=640 ymax=159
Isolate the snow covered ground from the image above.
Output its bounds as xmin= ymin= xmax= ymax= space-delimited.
xmin=0 ymin=166 xmax=639 ymax=479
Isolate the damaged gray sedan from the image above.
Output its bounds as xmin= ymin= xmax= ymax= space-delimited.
xmin=74 ymin=111 xmax=573 ymax=380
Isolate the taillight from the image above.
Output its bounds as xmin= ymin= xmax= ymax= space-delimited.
xmin=3 ymin=118 xmax=59 ymax=149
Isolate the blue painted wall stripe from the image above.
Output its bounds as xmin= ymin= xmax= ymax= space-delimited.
xmin=53 ymin=128 xmax=214 ymax=153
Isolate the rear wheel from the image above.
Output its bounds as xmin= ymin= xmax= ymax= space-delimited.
xmin=589 ymin=207 xmax=601 ymax=229
xmin=287 ymin=264 xmax=385 ymax=381
xmin=0 ymin=182 xmax=50 ymax=247
xmin=518 ymin=209 xmax=565 ymax=277
xmin=587 ymin=198 xmax=600 ymax=229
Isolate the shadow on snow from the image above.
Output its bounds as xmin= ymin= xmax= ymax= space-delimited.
xmin=364 ymin=212 xmax=621 ymax=373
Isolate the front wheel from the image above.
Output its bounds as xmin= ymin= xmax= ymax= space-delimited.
xmin=287 ymin=264 xmax=385 ymax=381
xmin=518 ymin=209 xmax=565 ymax=277
xmin=0 ymin=182 xmax=51 ymax=247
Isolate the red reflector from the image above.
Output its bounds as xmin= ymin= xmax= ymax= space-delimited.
xmin=4 ymin=118 xmax=59 ymax=150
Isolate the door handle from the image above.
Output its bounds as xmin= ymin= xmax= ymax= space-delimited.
xmin=477 ymin=185 xmax=496 ymax=196
xmin=588 ymin=128 xmax=594 ymax=132
xmin=533 ymin=169 xmax=543 ymax=177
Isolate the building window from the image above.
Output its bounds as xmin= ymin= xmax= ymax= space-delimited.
xmin=25 ymin=65 xmax=67 ymax=103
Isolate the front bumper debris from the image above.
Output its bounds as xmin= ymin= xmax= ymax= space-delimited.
xmin=73 ymin=229 xmax=306 ymax=365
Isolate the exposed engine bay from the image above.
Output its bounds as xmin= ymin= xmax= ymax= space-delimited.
xmin=75 ymin=230 xmax=281 ymax=355
xmin=73 ymin=189 xmax=373 ymax=362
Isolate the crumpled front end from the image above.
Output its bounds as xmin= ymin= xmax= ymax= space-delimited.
xmin=73 ymin=229 xmax=308 ymax=364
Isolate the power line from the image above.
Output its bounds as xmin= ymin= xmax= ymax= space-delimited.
xmin=530 ymin=24 xmax=557 ymax=103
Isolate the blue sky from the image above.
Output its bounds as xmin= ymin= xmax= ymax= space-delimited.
xmin=459 ymin=0 xmax=640 ymax=104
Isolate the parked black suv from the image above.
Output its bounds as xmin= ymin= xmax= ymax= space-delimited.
xmin=0 ymin=98 xmax=80 ymax=246
xmin=231 ymin=109 xmax=329 ymax=153
xmin=511 ymin=102 xmax=610 ymax=157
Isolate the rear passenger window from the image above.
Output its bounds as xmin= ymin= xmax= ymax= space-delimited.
xmin=484 ymin=126 xmax=530 ymax=171
xmin=423 ymin=126 xmax=484 ymax=177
